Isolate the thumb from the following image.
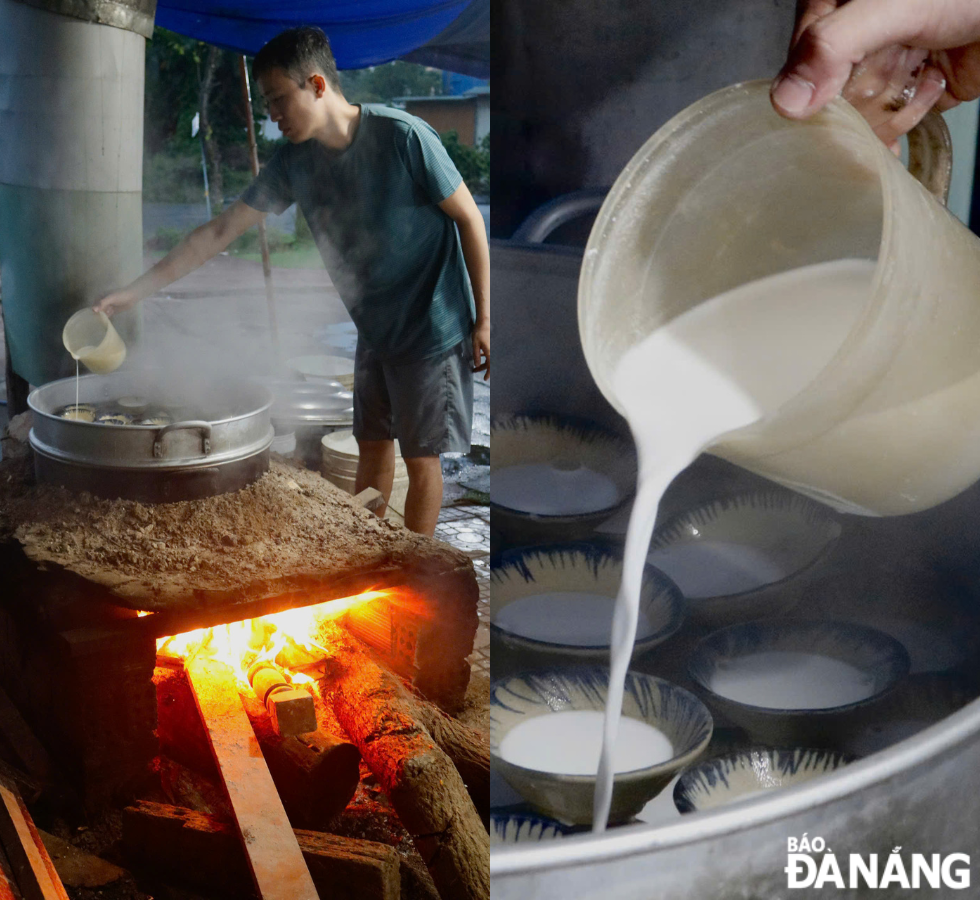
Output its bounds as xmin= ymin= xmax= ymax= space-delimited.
xmin=772 ymin=0 xmax=923 ymax=117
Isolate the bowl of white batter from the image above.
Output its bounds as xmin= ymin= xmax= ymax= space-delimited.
xmin=688 ymin=620 xmax=910 ymax=747
xmin=490 ymin=415 xmax=636 ymax=549
xmin=490 ymin=543 xmax=685 ymax=672
xmin=490 ymin=667 xmax=714 ymax=825
xmin=648 ymin=491 xmax=842 ymax=628
xmin=673 ymin=746 xmax=853 ymax=814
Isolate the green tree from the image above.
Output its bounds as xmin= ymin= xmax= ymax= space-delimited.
xmin=440 ymin=131 xmax=489 ymax=196
xmin=339 ymin=61 xmax=443 ymax=104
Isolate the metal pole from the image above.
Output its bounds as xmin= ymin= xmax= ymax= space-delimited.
xmin=238 ymin=54 xmax=281 ymax=359
xmin=198 ymin=130 xmax=212 ymax=220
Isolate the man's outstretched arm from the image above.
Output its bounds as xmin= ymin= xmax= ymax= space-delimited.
xmin=94 ymin=200 xmax=267 ymax=316
xmin=440 ymin=182 xmax=490 ymax=380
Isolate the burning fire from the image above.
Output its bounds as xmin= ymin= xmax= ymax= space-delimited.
xmin=157 ymin=588 xmax=394 ymax=686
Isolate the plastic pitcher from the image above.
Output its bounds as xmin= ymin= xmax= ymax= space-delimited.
xmin=62 ymin=308 xmax=126 ymax=374
xmin=577 ymin=79 xmax=980 ymax=517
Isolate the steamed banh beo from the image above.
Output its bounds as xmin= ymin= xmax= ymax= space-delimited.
xmin=96 ymin=413 xmax=135 ymax=425
xmin=59 ymin=403 xmax=97 ymax=422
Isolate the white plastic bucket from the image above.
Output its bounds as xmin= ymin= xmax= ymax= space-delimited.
xmin=62 ymin=309 xmax=126 ymax=374
xmin=321 ymin=429 xmax=409 ymax=515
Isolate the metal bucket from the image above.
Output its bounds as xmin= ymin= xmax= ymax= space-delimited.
xmin=28 ymin=371 xmax=274 ymax=502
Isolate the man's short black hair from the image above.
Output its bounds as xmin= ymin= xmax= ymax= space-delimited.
xmin=253 ymin=26 xmax=342 ymax=93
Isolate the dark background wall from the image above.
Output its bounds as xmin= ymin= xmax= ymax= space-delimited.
xmin=491 ymin=0 xmax=795 ymax=238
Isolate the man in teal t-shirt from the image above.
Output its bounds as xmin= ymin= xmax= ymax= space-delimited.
xmin=96 ymin=27 xmax=489 ymax=537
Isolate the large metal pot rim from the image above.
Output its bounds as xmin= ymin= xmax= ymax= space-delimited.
xmin=490 ymin=694 xmax=980 ymax=874
xmin=27 ymin=371 xmax=274 ymax=470
xmin=27 ymin=374 xmax=274 ymax=426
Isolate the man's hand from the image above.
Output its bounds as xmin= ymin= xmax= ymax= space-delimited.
xmin=771 ymin=0 xmax=980 ymax=144
xmin=472 ymin=319 xmax=490 ymax=381
xmin=93 ymin=288 xmax=141 ymax=318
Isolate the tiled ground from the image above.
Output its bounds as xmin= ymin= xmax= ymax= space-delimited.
xmin=435 ymin=504 xmax=490 ymax=677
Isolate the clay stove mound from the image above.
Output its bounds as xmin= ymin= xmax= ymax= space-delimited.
xmin=0 ymin=455 xmax=465 ymax=612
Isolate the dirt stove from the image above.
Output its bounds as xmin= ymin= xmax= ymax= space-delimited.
xmin=0 ymin=453 xmax=479 ymax=806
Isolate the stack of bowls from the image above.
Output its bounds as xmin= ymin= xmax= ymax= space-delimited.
xmin=287 ymin=354 xmax=355 ymax=390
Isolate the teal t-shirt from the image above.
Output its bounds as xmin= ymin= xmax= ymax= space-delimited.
xmin=241 ymin=106 xmax=475 ymax=362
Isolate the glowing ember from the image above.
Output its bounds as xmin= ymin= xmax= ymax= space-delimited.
xmin=156 ymin=588 xmax=392 ymax=685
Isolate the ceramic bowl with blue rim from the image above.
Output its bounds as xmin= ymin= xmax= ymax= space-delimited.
xmin=490 ymin=667 xmax=713 ymax=825
xmin=490 ymin=543 xmax=684 ymax=668
xmin=491 ymin=415 xmax=637 ymax=548
xmin=490 ymin=811 xmax=574 ymax=845
xmin=648 ymin=491 xmax=842 ymax=629
xmin=673 ymin=747 xmax=853 ymax=814
xmin=688 ymin=619 xmax=910 ymax=747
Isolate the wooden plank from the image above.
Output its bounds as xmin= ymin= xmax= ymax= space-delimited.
xmin=122 ymin=801 xmax=400 ymax=900
xmin=185 ymin=657 xmax=318 ymax=900
xmin=0 ymin=844 xmax=23 ymax=900
xmin=0 ymin=780 xmax=68 ymax=900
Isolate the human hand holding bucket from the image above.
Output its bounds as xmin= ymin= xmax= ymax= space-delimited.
xmin=63 ymin=309 xmax=126 ymax=374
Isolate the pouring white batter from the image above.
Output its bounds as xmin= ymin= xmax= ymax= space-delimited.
xmin=593 ymin=258 xmax=875 ymax=831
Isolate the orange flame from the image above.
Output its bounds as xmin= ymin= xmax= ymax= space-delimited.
xmin=156 ymin=588 xmax=391 ymax=685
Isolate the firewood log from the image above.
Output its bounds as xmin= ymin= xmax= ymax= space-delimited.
xmin=331 ymin=800 xmax=441 ymax=900
xmin=122 ymin=800 xmax=400 ymax=900
xmin=282 ymin=624 xmax=489 ymax=900
xmin=240 ymin=694 xmax=360 ymax=829
xmin=411 ymin=706 xmax=489 ymax=821
xmin=277 ymin=636 xmax=489 ymax=818
xmin=156 ymin=664 xmax=360 ymax=830
xmin=153 ymin=755 xmax=232 ymax=820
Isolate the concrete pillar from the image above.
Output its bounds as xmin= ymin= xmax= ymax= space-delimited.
xmin=0 ymin=0 xmax=153 ymax=387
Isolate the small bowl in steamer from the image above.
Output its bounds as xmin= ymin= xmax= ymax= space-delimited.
xmin=490 ymin=667 xmax=713 ymax=825
xmin=673 ymin=747 xmax=853 ymax=813
xmin=688 ymin=620 xmax=910 ymax=748
xmin=648 ymin=491 xmax=841 ymax=629
xmin=491 ymin=414 xmax=636 ymax=549
xmin=490 ymin=543 xmax=684 ymax=672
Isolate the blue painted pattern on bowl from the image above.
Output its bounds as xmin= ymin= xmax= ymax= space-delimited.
xmin=674 ymin=747 xmax=853 ymax=813
xmin=490 ymin=667 xmax=713 ymax=825
xmin=490 ymin=542 xmax=684 ymax=665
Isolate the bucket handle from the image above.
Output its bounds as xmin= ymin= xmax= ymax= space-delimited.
xmin=906 ymin=109 xmax=952 ymax=206
xmin=153 ymin=421 xmax=213 ymax=458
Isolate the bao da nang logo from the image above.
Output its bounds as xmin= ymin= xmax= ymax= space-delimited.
xmin=785 ymin=836 xmax=971 ymax=890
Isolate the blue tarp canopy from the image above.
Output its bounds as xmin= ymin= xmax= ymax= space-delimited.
xmin=154 ymin=0 xmax=489 ymax=76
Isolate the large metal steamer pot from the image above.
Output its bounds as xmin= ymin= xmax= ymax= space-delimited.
xmin=490 ymin=233 xmax=980 ymax=896
xmin=28 ymin=371 xmax=274 ymax=502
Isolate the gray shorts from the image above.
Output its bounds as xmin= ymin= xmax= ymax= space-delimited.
xmin=352 ymin=339 xmax=473 ymax=458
